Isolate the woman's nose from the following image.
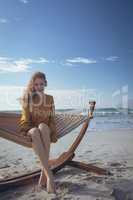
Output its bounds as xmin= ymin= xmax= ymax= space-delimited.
xmin=38 ymin=86 xmax=41 ymax=90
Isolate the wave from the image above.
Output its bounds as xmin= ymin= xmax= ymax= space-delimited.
xmin=79 ymin=108 xmax=133 ymax=117
xmin=0 ymin=108 xmax=133 ymax=117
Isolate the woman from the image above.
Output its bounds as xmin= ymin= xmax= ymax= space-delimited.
xmin=18 ymin=71 xmax=58 ymax=194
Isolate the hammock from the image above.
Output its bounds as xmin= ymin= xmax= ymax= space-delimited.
xmin=0 ymin=112 xmax=88 ymax=148
xmin=0 ymin=101 xmax=111 ymax=191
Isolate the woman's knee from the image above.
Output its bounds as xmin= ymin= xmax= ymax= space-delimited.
xmin=28 ymin=127 xmax=40 ymax=139
xmin=38 ymin=122 xmax=51 ymax=133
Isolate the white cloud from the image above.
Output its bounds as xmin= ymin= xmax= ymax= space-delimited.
xmin=0 ymin=17 xmax=22 ymax=24
xmin=105 ymin=56 xmax=119 ymax=62
xmin=0 ymin=56 xmax=49 ymax=73
xmin=19 ymin=0 xmax=29 ymax=4
xmin=66 ymin=57 xmax=97 ymax=65
xmin=0 ymin=18 xmax=9 ymax=24
xmin=60 ymin=61 xmax=74 ymax=66
xmin=63 ymin=56 xmax=119 ymax=65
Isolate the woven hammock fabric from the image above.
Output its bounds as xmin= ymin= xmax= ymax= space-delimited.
xmin=0 ymin=112 xmax=88 ymax=147
xmin=55 ymin=113 xmax=88 ymax=138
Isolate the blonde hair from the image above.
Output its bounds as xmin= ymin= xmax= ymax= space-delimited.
xmin=21 ymin=71 xmax=47 ymax=108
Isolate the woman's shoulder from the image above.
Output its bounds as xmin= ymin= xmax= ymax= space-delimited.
xmin=45 ymin=93 xmax=54 ymax=103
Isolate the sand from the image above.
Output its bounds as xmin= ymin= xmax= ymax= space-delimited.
xmin=0 ymin=128 xmax=133 ymax=200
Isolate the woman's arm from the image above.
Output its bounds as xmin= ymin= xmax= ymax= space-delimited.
xmin=18 ymin=97 xmax=33 ymax=134
xmin=48 ymin=96 xmax=58 ymax=143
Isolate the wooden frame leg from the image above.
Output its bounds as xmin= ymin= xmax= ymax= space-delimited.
xmin=66 ymin=160 xmax=112 ymax=175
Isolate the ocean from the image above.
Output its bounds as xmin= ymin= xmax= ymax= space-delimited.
xmin=89 ymin=108 xmax=133 ymax=132
xmin=2 ymin=107 xmax=133 ymax=132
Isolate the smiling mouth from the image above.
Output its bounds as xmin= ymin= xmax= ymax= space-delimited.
xmin=37 ymin=88 xmax=44 ymax=91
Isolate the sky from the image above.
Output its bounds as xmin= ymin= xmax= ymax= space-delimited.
xmin=0 ymin=0 xmax=133 ymax=110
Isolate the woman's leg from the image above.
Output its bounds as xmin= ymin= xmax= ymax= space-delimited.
xmin=38 ymin=123 xmax=56 ymax=193
xmin=38 ymin=123 xmax=51 ymax=161
xmin=27 ymin=127 xmax=55 ymax=193
xmin=37 ymin=123 xmax=51 ymax=188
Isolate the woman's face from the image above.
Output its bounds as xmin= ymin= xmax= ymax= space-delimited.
xmin=33 ymin=78 xmax=45 ymax=92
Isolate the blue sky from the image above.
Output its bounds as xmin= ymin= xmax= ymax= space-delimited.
xmin=0 ymin=0 xmax=133 ymax=109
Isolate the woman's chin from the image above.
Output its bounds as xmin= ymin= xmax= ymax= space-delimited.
xmin=36 ymin=90 xmax=44 ymax=93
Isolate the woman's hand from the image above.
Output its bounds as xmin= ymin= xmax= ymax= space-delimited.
xmin=20 ymin=131 xmax=32 ymax=142
xmin=20 ymin=131 xmax=27 ymax=137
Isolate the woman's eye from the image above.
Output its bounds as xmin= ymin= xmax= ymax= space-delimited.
xmin=34 ymin=82 xmax=44 ymax=87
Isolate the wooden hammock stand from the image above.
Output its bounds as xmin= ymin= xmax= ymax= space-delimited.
xmin=0 ymin=101 xmax=112 ymax=191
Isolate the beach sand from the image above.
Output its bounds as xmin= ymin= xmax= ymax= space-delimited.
xmin=0 ymin=128 xmax=133 ymax=200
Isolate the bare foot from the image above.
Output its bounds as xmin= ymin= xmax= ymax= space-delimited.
xmin=46 ymin=178 xmax=56 ymax=194
xmin=38 ymin=170 xmax=47 ymax=188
